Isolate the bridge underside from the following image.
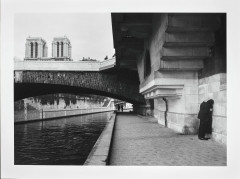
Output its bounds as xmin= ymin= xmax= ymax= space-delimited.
xmin=15 ymin=83 xmax=142 ymax=105
xmin=14 ymin=70 xmax=145 ymax=105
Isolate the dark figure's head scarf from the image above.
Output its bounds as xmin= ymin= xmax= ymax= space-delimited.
xmin=207 ymin=99 xmax=214 ymax=108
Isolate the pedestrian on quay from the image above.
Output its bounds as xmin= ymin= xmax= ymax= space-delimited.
xmin=205 ymin=99 xmax=214 ymax=139
xmin=197 ymin=99 xmax=214 ymax=140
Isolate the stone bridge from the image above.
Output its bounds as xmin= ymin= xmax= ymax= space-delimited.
xmin=14 ymin=70 xmax=145 ymax=105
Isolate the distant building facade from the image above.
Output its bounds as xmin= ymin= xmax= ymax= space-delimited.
xmin=24 ymin=36 xmax=72 ymax=61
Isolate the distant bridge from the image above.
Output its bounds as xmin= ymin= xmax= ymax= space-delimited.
xmin=14 ymin=59 xmax=145 ymax=105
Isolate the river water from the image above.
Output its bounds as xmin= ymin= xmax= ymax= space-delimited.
xmin=14 ymin=112 xmax=112 ymax=165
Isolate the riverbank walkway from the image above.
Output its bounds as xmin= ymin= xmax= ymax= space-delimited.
xmin=109 ymin=113 xmax=226 ymax=166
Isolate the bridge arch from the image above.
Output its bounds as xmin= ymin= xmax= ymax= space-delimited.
xmin=14 ymin=71 xmax=145 ymax=105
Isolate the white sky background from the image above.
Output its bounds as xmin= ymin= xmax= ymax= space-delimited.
xmin=14 ymin=13 xmax=115 ymax=61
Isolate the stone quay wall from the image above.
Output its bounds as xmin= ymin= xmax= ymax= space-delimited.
xmin=15 ymin=106 xmax=115 ymax=124
xmin=198 ymin=73 xmax=226 ymax=144
xmin=84 ymin=113 xmax=116 ymax=165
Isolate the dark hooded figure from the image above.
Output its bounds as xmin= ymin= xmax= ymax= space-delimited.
xmin=198 ymin=101 xmax=208 ymax=139
xmin=197 ymin=99 xmax=214 ymax=140
xmin=205 ymin=99 xmax=214 ymax=138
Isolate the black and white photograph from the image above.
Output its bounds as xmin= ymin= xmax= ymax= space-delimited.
xmin=1 ymin=0 xmax=240 ymax=179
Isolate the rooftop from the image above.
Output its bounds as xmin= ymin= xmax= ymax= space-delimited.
xmin=53 ymin=35 xmax=71 ymax=43
xmin=26 ymin=36 xmax=47 ymax=43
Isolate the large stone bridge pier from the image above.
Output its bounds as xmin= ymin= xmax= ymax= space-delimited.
xmin=112 ymin=13 xmax=226 ymax=144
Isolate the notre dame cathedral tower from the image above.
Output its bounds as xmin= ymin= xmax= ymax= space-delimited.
xmin=24 ymin=35 xmax=72 ymax=61
xmin=24 ymin=37 xmax=48 ymax=60
xmin=52 ymin=36 xmax=72 ymax=61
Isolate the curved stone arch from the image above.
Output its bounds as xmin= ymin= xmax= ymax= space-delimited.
xmin=14 ymin=71 xmax=145 ymax=105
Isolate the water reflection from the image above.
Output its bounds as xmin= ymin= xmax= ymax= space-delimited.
xmin=15 ymin=112 xmax=112 ymax=165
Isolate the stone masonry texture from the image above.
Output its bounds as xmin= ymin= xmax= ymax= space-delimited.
xmin=109 ymin=113 xmax=226 ymax=166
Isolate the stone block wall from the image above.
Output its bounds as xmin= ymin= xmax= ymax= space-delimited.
xmin=151 ymin=71 xmax=200 ymax=134
xmin=153 ymin=98 xmax=166 ymax=126
xmin=154 ymin=96 xmax=200 ymax=134
xmin=167 ymin=113 xmax=199 ymax=134
xmin=198 ymin=73 xmax=227 ymax=144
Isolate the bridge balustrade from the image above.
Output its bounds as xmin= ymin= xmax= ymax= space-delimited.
xmin=14 ymin=58 xmax=116 ymax=71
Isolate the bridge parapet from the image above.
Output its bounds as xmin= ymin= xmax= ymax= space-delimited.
xmin=14 ymin=58 xmax=116 ymax=71
xmin=99 ymin=58 xmax=116 ymax=70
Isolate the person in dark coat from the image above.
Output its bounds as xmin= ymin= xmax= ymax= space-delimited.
xmin=197 ymin=99 xmax=214 ymax=140
xmin=198 ymin=101 xmax=208 ymax=140
xmin=205 ymin=99 xmax=214 ymax=139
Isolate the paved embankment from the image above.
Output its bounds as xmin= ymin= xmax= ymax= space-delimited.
xmin=84 ymin=113 xmax=116 ymax=165
xmin=109 ymin=113 xmax=226 ymax=166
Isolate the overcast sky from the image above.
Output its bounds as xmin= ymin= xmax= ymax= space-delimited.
xmin=14 ymin=13 xmax=115 ymax=61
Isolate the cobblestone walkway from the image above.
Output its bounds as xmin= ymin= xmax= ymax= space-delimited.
xmin=109 ymin=113 xmax=226 ymax=166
